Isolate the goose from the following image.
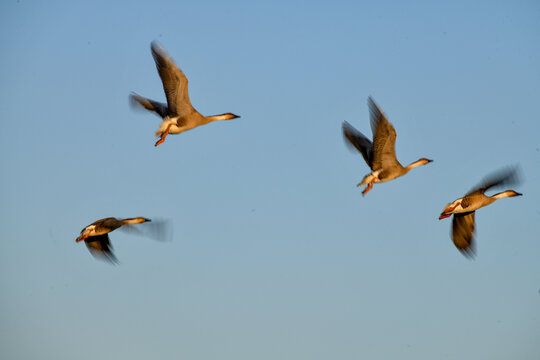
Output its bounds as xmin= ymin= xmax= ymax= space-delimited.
xmin=342 ymin=97 xmax=432 ymax=195
xmin=439 ymin=167 xmax=522 ymax=258
xmin=76 ymin=217 xmax=151 ymax=263
xmin=131 ymin=41 xmax=240 ymax=146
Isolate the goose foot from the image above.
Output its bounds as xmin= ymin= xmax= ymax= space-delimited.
xmin=439 ymin=202 xmax=462 ymax=220
xmin=155 ymin=124 xmax=172 ymax=147
xmin=362 ymin=182 xmax=374 ymax=196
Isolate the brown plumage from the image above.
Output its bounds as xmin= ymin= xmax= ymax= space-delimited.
xmin=130 ymin=41 xmax=240 ymax=146
xmin=452 ymin=212 xmax=476 ymax=257
xmin=343 ymin=97 xmax=432 ymax=195
xmin=439 ymin=167 xmax=522 ymax=258
xmin=76 ymin=217 xmax=151 ymax=263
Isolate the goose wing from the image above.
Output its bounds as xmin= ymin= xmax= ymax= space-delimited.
xmin=342 ymin=121 xmax=373 ymax=168
xmin=91 ymin=217 xmax=123 ymax=233
xmin=130 ymin=93 xmax=169 ymax=118
xmin=121 ymin=219 xmax=173 ymax=242
xmin=368 ymin=97 xmax=402 ymax=171
xmin=151 ymin=41 xmax=195 ymax=118
xmin=85 ymin=234 xmax=118 ymax=264
xmin=466 ymin=166 xmax=520 ymax=196
xmin=452 ymin=211 xmax=476 ymax=258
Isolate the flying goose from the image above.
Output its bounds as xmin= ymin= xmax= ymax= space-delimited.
xmin=439 ymin=167 xmax=522 ymax=258
xmin=342 ymin=97 xmax=432 ymax=195
xmin=76 ymin=217 xmax=151 ymax=263
xmin=131 ymin=41 xmax=240 ymax=146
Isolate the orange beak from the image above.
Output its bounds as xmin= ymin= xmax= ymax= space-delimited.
xmin=438 ymin=213 xmax=452 ymax=220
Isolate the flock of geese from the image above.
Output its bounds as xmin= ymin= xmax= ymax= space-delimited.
xmin=76 ymin=41 xmax=522 ymax=262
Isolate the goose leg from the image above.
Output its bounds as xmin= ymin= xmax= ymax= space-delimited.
xmin=155 ymin=124 xmax=173 ymax=147
xmin=362 ymin=182 xmax=374 ymax=196
xmin=444 ymin=202 xmax=461 ymax=213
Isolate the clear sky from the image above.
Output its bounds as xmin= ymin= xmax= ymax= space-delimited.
xmin=1 ymin=1 xmax=539 ymax=359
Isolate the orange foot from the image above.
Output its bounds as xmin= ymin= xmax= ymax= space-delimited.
xmin=155 ymin=124 xmax=173 ymax=147
xmin=362 ymin=182 xmax=374 ymax=196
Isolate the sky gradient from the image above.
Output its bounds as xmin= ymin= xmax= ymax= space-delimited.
xmin=1 ymin=1 xmax=539 ymax=359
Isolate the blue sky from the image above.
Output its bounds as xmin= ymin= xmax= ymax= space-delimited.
xmin=1 ymin=1 xmax=539 ymax=359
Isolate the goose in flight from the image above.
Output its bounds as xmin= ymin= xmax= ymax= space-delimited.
xmin=439 ymin=167 xmax=522 ymax=258
xmin=131 ymin=41 xmax=240 ymax=146
xmin=76 ymin=217 xmax=152 ymax=263
xmin=342 ymin=97 xmax=432 ymax=195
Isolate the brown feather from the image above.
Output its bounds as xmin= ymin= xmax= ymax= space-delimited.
xmin=452 ymin=212 xmax=476 ymax=258
xmin=85 ymin=234 xmax=118 ymax=264
xmin=368 ymin=97 xmax=402 ymax=172
xmin=150 ymin=41 xmax=195 ymax=120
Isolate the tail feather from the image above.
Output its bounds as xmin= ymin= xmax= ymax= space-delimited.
xmin=130 ymin=93 xmax=169 ymax=118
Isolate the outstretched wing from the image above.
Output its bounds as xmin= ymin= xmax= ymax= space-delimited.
xmin=151 ymin=41 xmax=195 ymax=118
xmin=342 ymin=121 xmax=373 ymax=168
xmin=452 ymin=212 xmax=476 ymax=258
xmin=368 ymin=97 xmax=402 ymax=171
xmin=466 ymin=166 xmax=521 ymax=196
xmin=130 ymin=93 xmax=169 ymax=118
xmin=85 ymin=234 xmax=118 ymax=264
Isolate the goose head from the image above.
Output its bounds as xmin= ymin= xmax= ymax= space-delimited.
xmin=223 ymin=113 xmax=240 ymax=120
xmin=417 ymin=158 xmax=433 ymax=165
xmin=406 ymin=158 xmax=433 ymax=171
xmin=124 ymin=217 xmax=151 ymax=224
xmin=492 ymin=190 xmax=522 ymax=199
xmin=207 ymin=113 xmax=241 ymax=121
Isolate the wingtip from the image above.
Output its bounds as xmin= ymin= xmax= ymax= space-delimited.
xmin=150 ymin=40 xmax=170 ymax=59
xmin=459 ymin=247 xmax=476 ymax=260
xmin=129 ymin=92 xmax=139 ymax=102
xmin=367 ymin=96 xmax=378 ymax=109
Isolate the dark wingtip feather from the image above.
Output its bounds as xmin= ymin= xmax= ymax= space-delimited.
xmin=342 ymin=121 xmax=373 ymax=167
xmin=458 ymin=247 xmax=476 ymax=260
xmin=367 ymin=97 xmax=383 ymax=117
xmin=150 ymin=41 xmax=175 ymax=67
xmin=470 ymin=165 xmax=522 ymax=195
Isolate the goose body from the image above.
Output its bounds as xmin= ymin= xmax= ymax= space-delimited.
xmin=342 ymin=97 xmax=432 ymax=195
xmin=131 ymin=41 xmax=240 ymax=146
xmin=76 ymin=217 xmax=150 ymax=263
xmin=439 ymin=168 xmax=522 ymax=258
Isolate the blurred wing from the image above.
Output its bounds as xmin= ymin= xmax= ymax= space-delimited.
xmin=151 ymin=41 xmax=194 ymax=118
xmin=368 ymin=97 xmax=401 ymax=171
xmin=85 ymin=234 xmax=118 ymax=264
xmin=342 ymin=121 xmax=373 ymax=168
xmin=466 ymin=166 xmax=521 ymax=196
xmin=130 ymin=93 xmax=169 ymax=118
xmin=452 ymin=212 xmax=476 ymax=258
xmin=120 ymin=219 xmax=173 ymax=242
